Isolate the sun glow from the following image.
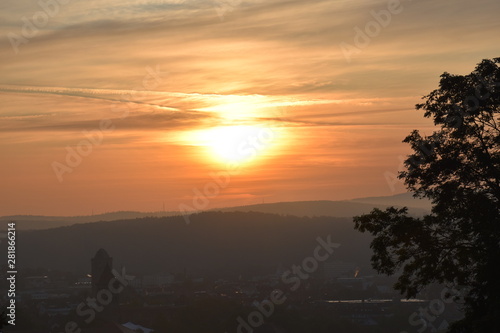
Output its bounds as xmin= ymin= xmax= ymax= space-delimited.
xmin=194 ymin=95 xmax=270 ymax=120
xmin=195 ymin=125 xmax=278 ymax=165
xmin=173 ymin=97 xmax=289 ymax=166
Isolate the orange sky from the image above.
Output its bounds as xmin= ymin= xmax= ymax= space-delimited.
xmin=1 ymin=0 xmax=499 ymax=215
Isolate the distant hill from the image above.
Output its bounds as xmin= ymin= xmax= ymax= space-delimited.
xmin=0 ymin=193 xmax=431 ymax=231
xmin=0 ymin=211 xmax=179 ymax=231
xmin=14 ymin=211 xmax=375 ymax=277
xmin=213 ymin=198 xmax=429 ymax=218
xmin=349 ymin=192 xmax=432 ymax=211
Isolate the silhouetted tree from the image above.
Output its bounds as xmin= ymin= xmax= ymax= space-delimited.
xmin=354 ymin=58 xmax=500 ymax=332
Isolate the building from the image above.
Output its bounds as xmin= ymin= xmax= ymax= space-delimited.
xmin=91 ymin=248 xmax=119 ymax=321
xmin=91 ymin=248 xmax=115 ymax=294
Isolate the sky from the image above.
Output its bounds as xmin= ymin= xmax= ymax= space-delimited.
xmin=0 ymin=0 xmax=499 ymax=216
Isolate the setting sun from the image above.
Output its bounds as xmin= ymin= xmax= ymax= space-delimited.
xmin=197 ymin=125 xmax=277 ymax=164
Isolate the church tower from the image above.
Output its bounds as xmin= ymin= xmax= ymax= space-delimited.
xmin=91 ymin=248 xmax=114 ymax=294
xmin=90 ymin=248 xmax=120 ymax=322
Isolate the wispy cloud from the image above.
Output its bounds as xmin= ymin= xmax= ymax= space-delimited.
xmin=1 ymin=0 xmax=498 ymax=214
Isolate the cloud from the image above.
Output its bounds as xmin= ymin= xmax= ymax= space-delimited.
xmin=0 ymin=112 xmax=211 ymax=132
xmin=0 ymin=0 xmax=498 ymax=214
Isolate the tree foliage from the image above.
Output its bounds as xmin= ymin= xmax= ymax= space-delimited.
xmin=354 ymin=58 xmax=500 ymax=332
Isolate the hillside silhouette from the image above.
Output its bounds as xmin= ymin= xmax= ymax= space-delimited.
xmin=14 ymin=211 xmax=374 ymax=277
xmin=217 ymin=197 xmax=428 ymax=218
xmin=1 ymin=193 xmax=429 ymax=231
